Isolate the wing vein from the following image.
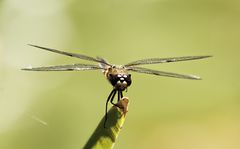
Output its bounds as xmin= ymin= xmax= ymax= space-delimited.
xmin=28 ymin=44 xmax=111 ymax=66
xmin=126 ymin=66 xmax=201 ymax=80
xmin=125 ymin=55 xmax=212 ymax=66
xmin=22 ymin=64 xmax=102 ymax=71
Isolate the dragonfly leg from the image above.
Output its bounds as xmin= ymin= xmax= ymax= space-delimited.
xmin=110 ymin=90 xmax=117 ymax=105
xmin=120 ymin=91 xmax=123 ymax=98
xmin=117 ymin=90 xmax=120 ymax=102
xmin=117 ymin=90 xmax=123 ymax=102
xmin=104 ymin=89 xmax=117 ymax=128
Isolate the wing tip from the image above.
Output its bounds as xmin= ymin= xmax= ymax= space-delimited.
xmin=201 ymin=55 xmax=213 ymax=59
xmin=27 ymin=44 xmax=41 ymax=49
xmin=27 ymin=43 xmax=35 ymax=47
xmin=189 ymin=75 xmax=202 ymax=80
xmin=21 ymin=68 xmax=33 ymax=71
xmin=21 ymin=68 xmax=36 ymax=71
xmin=191 ymin=55 xmax=212 ymax=60
xmin=21 ymin=65 xmax=33 ymax=71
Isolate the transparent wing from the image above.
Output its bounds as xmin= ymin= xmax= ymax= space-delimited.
xmin=22 ymin=64 xmax=102 ymax=71
xmin=28 ymin=44 xmax=110 ymax=66
xmin=127 ymin=66 xmax=201 ymax=80
xmin=124 ymin=55 xmax=212 ymax=67
xmin=96 ymin=56 xmax=111 ymax=69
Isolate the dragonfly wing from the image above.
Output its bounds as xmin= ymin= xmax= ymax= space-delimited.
xmin=96 ymin=56 xmax=111 ymax=69
xmin=28 ymin=44 xmax=110 ymax=65
xmin=22 ymin=64 xmax=102 ymax=71
xmin=124 ymin=55 xmax=212 ymax=67
xmin=127 ymin=66 xmax=201 ymax=80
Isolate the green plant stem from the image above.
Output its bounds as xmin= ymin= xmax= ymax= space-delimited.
xmin=83 ymin=97 xmax=129 ymax=149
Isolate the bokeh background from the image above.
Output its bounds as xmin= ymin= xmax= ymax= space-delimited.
xmin=0 ymin=0 xmax=240 ymax=149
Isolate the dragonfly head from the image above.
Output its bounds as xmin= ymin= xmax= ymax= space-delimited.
xmin=106 ymin=65 xmax=132 ymax=91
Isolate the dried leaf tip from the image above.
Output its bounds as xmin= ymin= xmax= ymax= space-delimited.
xmin=115 ymin=97 xmax=129 ymax=116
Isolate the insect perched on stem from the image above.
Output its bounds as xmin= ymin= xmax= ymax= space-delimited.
xmin=22 ymin=44 xmax=211 ymax=128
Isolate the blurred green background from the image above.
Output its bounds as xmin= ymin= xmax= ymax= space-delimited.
xmin=0 ymin=0 xmax=239 ymax=149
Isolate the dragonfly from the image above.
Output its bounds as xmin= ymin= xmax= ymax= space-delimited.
xmin=22 ymin=44 xmax=211 ymax=127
